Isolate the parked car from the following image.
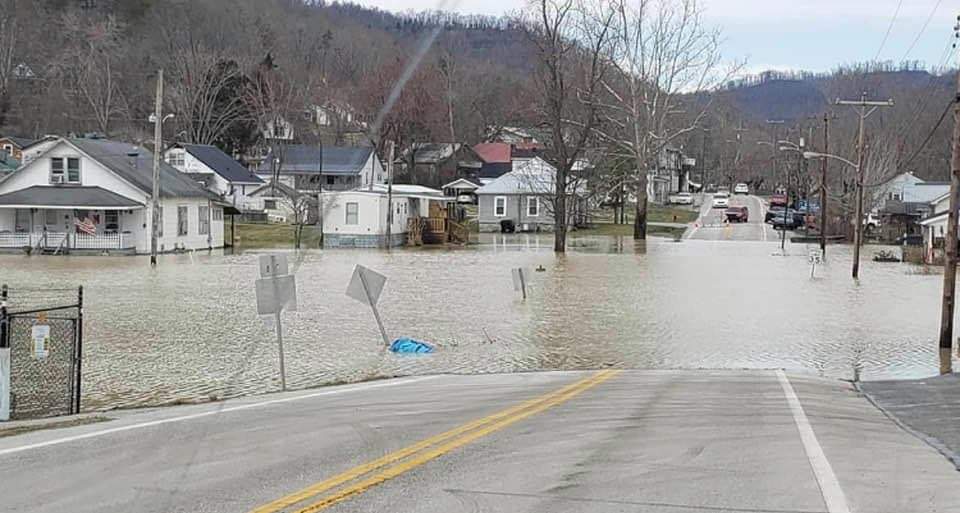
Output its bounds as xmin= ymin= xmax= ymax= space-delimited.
xmin=725 ymin=206 xmax=748 ymax=223
xmin=457 ymin=194 xmax=475 ymax=204
xmin=864 ymin=212 xmax=880 ymax=231
xmin=734 ymin=183 xmax=749 ymax=195
xmin=712 ymin=192 xmax=730 ymax=208
xmin=669 ymin=191 xmax=694 ymax=205
xmin=770 ymin=211 xmax=803 ymax=230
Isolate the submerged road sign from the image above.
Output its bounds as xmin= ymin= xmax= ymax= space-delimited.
xmin=346 ymin=265 xmax=390 ymax=346
xmin=254 ymin=253 xmax=295 ymax=391
xmin=346 ymin=265 xmax=387 ymax=306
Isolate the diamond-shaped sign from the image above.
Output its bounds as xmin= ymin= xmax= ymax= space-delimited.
xmin=346 ymin=265 xmax=387 ymax=306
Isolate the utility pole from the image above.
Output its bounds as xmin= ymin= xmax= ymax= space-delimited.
xmin=820 ymin=113 xmax=831 ymax=258
xmin=384 ymin=141 xmax=395 ymax=248
xmin=767 ymin=120 xmax=785 ymax=249
xmin=150 ymin=69 xmax=164 ymax=267
xmin=937 ymin=17 xmax=960 ymax=374
xmin=317 ymin=140 xmax=325 ymax=248
xmin=836 ymin=93 xmax=894 ymax=279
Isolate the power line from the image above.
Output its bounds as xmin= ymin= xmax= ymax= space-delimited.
xmin=874 ymin=0 xmax=905 ymax=61
xmin=900 ymin=0 xmax=945 ymax=62
xmin=900 ymin=97 xmax=954 ymax=170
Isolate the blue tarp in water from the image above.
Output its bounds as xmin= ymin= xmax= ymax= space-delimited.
xmin=389 ymin=337 xmax=435 ymax=354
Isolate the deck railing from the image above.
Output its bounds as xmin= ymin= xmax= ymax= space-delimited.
xmin=0 ymin=232 xmax=134 ymax=250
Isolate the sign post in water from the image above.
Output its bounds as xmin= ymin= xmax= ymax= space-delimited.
xmin=255 ymin=254 xmax=297 ymax=391
xmin=346 ymin=265 xmax=390 ymax=347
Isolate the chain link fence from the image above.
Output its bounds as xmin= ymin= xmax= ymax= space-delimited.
xmin=1 ymin=286 xmax=83 ymax=420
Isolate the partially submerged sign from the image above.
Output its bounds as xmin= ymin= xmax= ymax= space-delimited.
xmin=346 ymin=265 xmax=387 ymax=306
xmin=259 ymin=254 xmax=289 ymax=278
xmin=346 ymin=265 xmax=390 ymax=346
xmin=255 ymin=275 xmax=298 ymax=315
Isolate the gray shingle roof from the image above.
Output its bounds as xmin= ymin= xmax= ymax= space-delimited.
xmin=69 ymin=138 xmax=212 ymax=198
xmin=256 ymin=145 xmax=374 ymax=175
xmin=180 ymin=144 xmax=263 ymax=184
xmin=0 ymin=185 xmax=144 ymax=208
xmin=1 ymin=136 xmax=36 ymax=148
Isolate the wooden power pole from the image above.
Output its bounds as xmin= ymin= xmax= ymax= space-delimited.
xmin=820 ymin=114 xmax=831 ymax=258
xmin=384 ymin=141 xmax=395 ymax=248
xmin=836 ymin=93 xmax=894 ymax=279
xmin=938 ymin=24 xmax=960 ymax=374
xmin=150 ymin=69 xmax=164 ymax=267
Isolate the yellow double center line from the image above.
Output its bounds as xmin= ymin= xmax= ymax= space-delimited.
xmin=249 ymin=369 xmax=620 ymax=513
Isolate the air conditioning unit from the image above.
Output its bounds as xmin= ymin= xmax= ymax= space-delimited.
xmin=51 ymin=175 xmax=64 ymax=184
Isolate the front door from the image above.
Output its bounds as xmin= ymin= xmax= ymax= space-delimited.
xmin=14 ymin=209 xmax=29 ymax=232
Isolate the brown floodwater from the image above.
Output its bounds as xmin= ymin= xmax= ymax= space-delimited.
xmin=0 ymin=233 xmax=954 ymax=411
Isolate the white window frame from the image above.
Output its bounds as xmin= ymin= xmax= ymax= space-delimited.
xmin=50 ymin=157 xmax=81 ymax=184
xmin=177 ymin=205 xmax=189 ymax=236
xmin=494 ymin=196 xmax=507 ymax=217
xmin=345 ymin=202 xmax=359 ymax=225
xmin=213 ymin=207 xmax=223 ymax=221
xmin=167 ymin=151 xmax=185 ymax=170
xmin=527 ymin=196 xmax=539 ymax=217
xmin=198 ymin=206 xmax=210 ymax=235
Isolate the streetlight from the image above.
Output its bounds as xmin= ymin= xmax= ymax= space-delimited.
xmin=803 ymin=150 xmax=863 ymax=279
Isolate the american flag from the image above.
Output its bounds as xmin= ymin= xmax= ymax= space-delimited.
xmin=74 ymin=217 xmax=96 ymax=235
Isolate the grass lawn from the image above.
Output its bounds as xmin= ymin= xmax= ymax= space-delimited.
xmin=229 ymin=223 xmax=322 ymax=249
xmin=593 ymin=204 xmax=698 ymax=225
xmin=575 ymin=223 xmax=686 ymax=239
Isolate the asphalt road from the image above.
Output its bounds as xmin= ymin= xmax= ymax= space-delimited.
xmin=1 ymin=370 xmax=958 ymax=513
xmin=687 ymin=194 xmax=781 ymax=242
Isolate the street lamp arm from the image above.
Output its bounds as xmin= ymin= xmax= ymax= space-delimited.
xmin=803 ymin=151 xmax=858 ymax=169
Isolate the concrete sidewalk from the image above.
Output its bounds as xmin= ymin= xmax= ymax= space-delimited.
xmin=0 ymin=370 xmax=957 ymax=513
xmin=860 ymin=373 xmax=960 ymax=470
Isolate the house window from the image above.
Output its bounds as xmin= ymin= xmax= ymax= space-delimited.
xmin=2 ymin=144 xmax=11 ymax=153
xmin=50 ymin=157 xmax=81 ymax=183
xmin=494 ymin=196 xmax=507 ymax=217
xmin=889 ymin=192 xmax=901 ymax=201
xmin=105 ymin=211 xmax=119 ymax=232
xmin=213 ymin=208 xmax=223 ymax=221
xmin=326 ymin=175 xmax=335 ymax=185
xmin=177 ymin=206 xmax=188 ymax=236
xmin=198 ymin=206 xmax=210 ymax=235
xmin=527 ymin=197 xmax=539 ymax=217
xmin=263 ymin=199 xmax=277 ymax=210
xmin=167 ymin=151 xmax=185 ymax=169
xmin=345 ymin=202 xmax=359 ymax=225
xmin=44 ymin=209 xmax=58 ymax=225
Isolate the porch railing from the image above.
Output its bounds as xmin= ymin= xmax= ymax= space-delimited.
xmin=0 ymin=232 xmax=134 ymax=251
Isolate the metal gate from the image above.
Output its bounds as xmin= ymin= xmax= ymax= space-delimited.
xmin=0 ymin=285 xmax=83 ymax=420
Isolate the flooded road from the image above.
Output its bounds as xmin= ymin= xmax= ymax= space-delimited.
xmin=0 ymin=235 xmax=954 ymax=410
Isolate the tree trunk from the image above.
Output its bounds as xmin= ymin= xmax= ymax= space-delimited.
xmin=634 ymin=168 xmax=648 ymax=240
xmin=554 ymin=168 xmax=567 ymax=253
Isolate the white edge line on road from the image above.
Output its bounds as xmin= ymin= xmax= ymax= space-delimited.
xmin=0 ymin=375 xmax=439 ymax=458
xmin=776 ymin=370 xmax=851 ymax=513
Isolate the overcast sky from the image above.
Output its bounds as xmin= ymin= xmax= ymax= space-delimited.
xmin=352 ymin=0 xmax=957 ymax=73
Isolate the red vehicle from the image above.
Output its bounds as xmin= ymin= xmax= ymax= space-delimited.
xmin=770 ymin=194 xmax=788 ymax=208
xmin=725 ymin=206 xmax=749 ymax=223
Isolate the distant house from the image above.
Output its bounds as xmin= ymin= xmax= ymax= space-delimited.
xmin=321 ymin=184 xmax=458 ymax=247
xmin=920 ymin=192 xmax=950 ymax=263
xmin=474 ymin=157 xmax=587 ymax=232
xmin=403 ymin=143 xmax=483 ymax=188
xmin=305 ymin=101 xmax=368 ymax=146
xmin=473 ymin=142 xmax=514 ymax=182
xmin=875 ymin=172 xmax=948 ymax=241
xmin=0 ymin=137 xmax=224 ymax=254
xmin=0 ymin=136 xmax=35 ymax=162
xmin=164 ymin=143 xmax=263 ymax=208
xmin=648 ymin=146 xmax=694 ymax=204
xmin=255 ymin=145 xmax=385 ymax=192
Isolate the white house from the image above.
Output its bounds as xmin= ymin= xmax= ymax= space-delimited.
xmin=321 ymin=184 xmax=455 ymax=248
xmin=0 ymin=137 xmax=224 ymax=255
xmin=164 ymin=143 xmax=263 ymax=208
xmin=920 ymin=192 xmax=951 ymax=263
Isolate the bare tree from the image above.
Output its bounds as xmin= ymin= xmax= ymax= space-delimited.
xmin=524 ymin=0 xmax=616 ymax=252
xmin=596 ymin=0 xmax=736 ymax=239
xmin=50 ymin=11 xmax=128 ymax=135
